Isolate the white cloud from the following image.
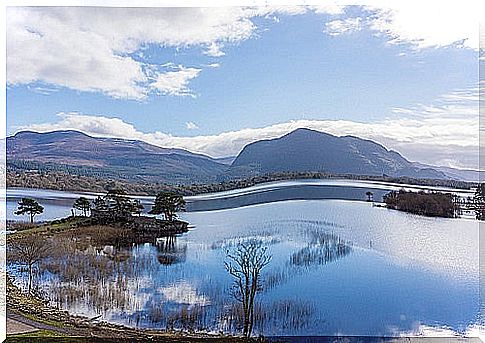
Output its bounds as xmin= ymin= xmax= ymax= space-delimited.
xmin=325 ymin=18 xmax=362 ymax=36
xmin=7 ymin=7 xmax=149 ymax=99
xmin=151 ymin=66 xmax=201 ymax=97
xmin=185 ymin=121 xmax=199 ymax=130
xmin=321 ymin=1 xmax=480 ymax=49
xmin=7 ymin=4 xmax=479 ymax=99
xmin=19 ymin=88 xmax=479 ymax=169
xmin=310 ymin=4 xmax=346 ymax=16
xmin=6 ymin=6 xmax=309 ymax=99
xmin=204 ymin=42 xmax=226 ymax=57
xmin=6 ymin=7 xmax=256 ymax=99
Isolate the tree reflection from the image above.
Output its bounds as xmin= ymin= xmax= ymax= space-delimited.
xmin=155 ymin=236 xmax=187 ymax=265
xmin=264 ymin=231 xmax=352 ymax=291
xmin=291 ymin=231 xmax=352 ymax=267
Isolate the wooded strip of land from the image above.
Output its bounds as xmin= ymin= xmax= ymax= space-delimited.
xmin=7 ymin=170 xmax=475 ymax=196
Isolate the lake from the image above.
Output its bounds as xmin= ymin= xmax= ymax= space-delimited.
xmin=4 ymin=180 xmax=481 ymax=337
xmin=4 ymin=179 xmax=475 ymax=221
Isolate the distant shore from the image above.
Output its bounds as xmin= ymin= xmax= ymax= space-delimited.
xmin=7 ymin=169 xmax=475 ymax=197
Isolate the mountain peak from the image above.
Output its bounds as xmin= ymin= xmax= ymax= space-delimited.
xmin=284 ymin=128 xmax=335 ymax=138
xmin=231 ymin=128 xmax=445 ymax=180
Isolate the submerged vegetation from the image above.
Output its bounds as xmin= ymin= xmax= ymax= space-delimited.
xmin=7 ymin=223 xmax=332 ymax=337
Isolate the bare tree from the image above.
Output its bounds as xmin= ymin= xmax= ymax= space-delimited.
xmin=224 ymin=240 xmax=272 ymax=337
xmin=8 ymin=235 xmax=51 ymax=294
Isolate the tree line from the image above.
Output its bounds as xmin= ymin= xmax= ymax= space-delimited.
xmin=7 ymin=169 xmax=475 ymax=197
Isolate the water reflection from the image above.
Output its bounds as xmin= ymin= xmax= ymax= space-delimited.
xmin=6 ymin=198 xmax=479 ymax=337
xmin=155 ymin=236 xmax=187 ymax=265
xmin=290 ymin=231 xmax=352 ymax=267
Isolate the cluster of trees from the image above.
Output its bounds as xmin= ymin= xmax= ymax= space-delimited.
xmin=90 ymin=190 xmax=145 ymax=223
xmin=382 ymin=183 xmax=485 ymax=221
xmin=472 ymin=183 xmax=485 ymax=220
xmin=14 ymin=190 xmax=186 ymax=224
xmin=383 ymin=190 xmax=458 ymax=218
xmin=90 ymin=190 xmax=186 ymax=223
xmin=149 ymin=192 xmax=186 ymax=221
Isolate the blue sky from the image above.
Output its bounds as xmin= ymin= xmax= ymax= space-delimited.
xmin=6 ymin=4 xmax=481 ymax=168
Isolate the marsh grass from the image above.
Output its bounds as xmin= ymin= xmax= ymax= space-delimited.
xmin=220 ymin=300 xmax=314 ymax=335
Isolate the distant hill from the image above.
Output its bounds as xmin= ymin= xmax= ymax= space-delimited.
xmin=412 ymin=162 xmax=479 ymax=182
xmin=7 ymin=130 xmax=228 ymax=183
xmin=230 ymin=128 xmax=447 ymax=180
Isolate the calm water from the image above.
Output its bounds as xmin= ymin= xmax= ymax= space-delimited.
xmin=4 ymin=180 xmax=480 ymax=336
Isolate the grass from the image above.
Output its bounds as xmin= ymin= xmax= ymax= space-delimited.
xmin=18 ymin=311 xmax=68 ymax=329
xmin=7 ymin=216 xmax=90 ymax=240
xmin=7 ymin=329 xmax=67 ymax=338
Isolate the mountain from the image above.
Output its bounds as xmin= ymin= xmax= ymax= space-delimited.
xmin=230 ymin=128 xmax=447 ymax=179
xmin=412 ymin=162 xmax=479 ymax=182
xmin=9 ymin=128 xmax=469 ymax=185
xmin=7 ymin=130 xmax=228 ymax=183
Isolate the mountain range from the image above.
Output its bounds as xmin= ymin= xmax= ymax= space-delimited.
xmin=6 ymin=128 xmax=477 ymax=183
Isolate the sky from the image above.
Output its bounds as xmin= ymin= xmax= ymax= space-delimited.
xmin=5 ymin=1 xmax=484 ymax=169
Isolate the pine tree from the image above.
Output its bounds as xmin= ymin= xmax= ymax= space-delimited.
xmin=15 ymin=198 xmax=44 ymax=223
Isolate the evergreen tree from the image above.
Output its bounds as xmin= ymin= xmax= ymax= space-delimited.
xmin=15 ymin=198 xmax=44 ymax=223
xmin=73 ymin=197 xmax=91 ymax=216
xmin=149 ymin=192 xmax=185 ymax=221
xmin=474 ymin=183 xmax=485 ymax=220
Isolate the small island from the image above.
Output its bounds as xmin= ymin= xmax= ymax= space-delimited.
xmin=383 ymin=189 xmax=458 ymax=218
xmin=11 ymin=189 xmax=189 ymax=235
